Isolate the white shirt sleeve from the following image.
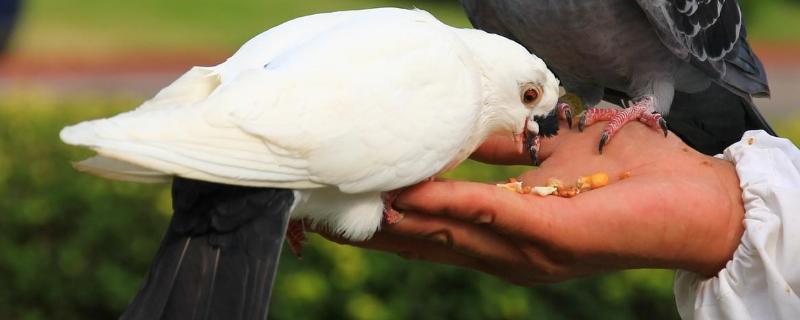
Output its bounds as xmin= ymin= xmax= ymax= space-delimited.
xmin=674 ymin=130 xmax=800 ymax=320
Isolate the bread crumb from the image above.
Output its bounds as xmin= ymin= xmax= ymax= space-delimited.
xmin=533 ymin=186 xmax=557 ymax=196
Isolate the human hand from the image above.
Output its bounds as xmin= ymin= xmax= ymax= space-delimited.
xmin=320 ymin=120 xmax=745 ymax=285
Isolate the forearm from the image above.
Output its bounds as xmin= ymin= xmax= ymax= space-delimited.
xmin=675 ymin=130 xmax=800 ymax=319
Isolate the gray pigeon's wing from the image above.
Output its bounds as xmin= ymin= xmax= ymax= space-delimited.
xmin=459 ymin=0 xmax=519 ymax=42
xmin=636 ymin=0 xmax=769 ymax=97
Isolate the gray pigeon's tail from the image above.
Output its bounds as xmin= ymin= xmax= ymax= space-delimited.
xmin=742 ymin=96 xmax=777 ymax=136
xmin=121 ymin=178 xmax=294 ymax=320
xmin=718 ymin=25 xmax=771 ymax=99
xmin=666 ymin=82 xmax=776 ymax=156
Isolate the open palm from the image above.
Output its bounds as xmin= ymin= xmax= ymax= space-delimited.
xmin=322 ymin=120 xmax=745 ymax=285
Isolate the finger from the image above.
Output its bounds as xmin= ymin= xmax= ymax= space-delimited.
xmin=470 ymin=134 xmax=530 ymax=165
xmin=385 ymin=212 xmax=585 ymax=280
xmin=394 ymin=180 xmax=564 ymax=241
xmin=317 ymin=231 xmax=490 ymax=272
xmin=471 ymin=120 xmax=572 ymax=165
xmin=382 ymin=211 xmax=529 ymax=265
xmin=390 ymin=207 xmax=582 ymax=279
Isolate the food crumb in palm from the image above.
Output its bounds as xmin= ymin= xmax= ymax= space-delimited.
xmin=497 ymin=172 xmax=610 ymax=197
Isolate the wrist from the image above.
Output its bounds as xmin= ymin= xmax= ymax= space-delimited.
xmin=683 ymin=159 xmax=745 ymax=276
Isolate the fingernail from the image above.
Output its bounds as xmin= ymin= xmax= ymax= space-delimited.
xmin=427 ymin=230 xmax=453 ymax=247
xmin=474 ymin=214 xmax=494 ymax=224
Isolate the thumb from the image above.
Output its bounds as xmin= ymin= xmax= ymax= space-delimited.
xmin=470 ymin=120 xmax=571 ymax=165
xmin=470 ymin=134 xmax=530 ymax=165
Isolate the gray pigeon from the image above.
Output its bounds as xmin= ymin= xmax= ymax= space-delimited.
xmin=461 ymin=0 xmax=775 ymax=155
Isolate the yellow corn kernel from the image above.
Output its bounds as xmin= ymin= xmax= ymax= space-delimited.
xmin=589 ymin=172 xmax=609 ymax=189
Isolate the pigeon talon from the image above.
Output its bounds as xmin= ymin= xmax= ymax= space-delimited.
xmin=557 ymin=102 xmax=573 ymax=129
xmin=598 ymin=132 xmax=609 ymax=154
xmin=565 ymin=109 xmax=574 ymax=129
xmin=637 ymin=108 xmax=668 ymax=137
xmin=658 ymin=117 xmax=668 ymax=137
xmin=578 ymin=113 xmax=587 ymax=132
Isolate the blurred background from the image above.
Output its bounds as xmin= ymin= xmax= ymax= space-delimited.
xmin=0 ymin=1 xmax=798 ymax=319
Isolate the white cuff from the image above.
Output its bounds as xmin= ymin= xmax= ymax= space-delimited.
xmin=674 ymin=130 xmax=800 ymax=320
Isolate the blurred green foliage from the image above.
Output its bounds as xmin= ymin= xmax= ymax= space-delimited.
xmin=12 ymin=0 xmax=800 ymax=57
xmin=13 ymin=0 xmax=471 ymax=56
xmin=740 ymin=0 xmax=800 ymax=41
xmin=0 ymin=94 xmax=171 ymax=319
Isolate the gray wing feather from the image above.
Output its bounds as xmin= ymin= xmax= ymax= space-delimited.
xmin=637 ymin=0 xmax=738 ymax=63
xmin=636 ymin=0 xmax=769 ymax=96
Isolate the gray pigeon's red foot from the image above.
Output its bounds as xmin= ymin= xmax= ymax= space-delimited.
xmin=578 ymin=96 xmax=667 ymax=153
xmin=557 ymin=101 xmax=574 ymax=129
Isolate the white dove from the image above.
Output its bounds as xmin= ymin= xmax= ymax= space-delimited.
xmin=60 ymin=8 xmax=560 ymax=319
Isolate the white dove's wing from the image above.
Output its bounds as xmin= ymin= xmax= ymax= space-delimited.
xmin=215 ymin=8 xmax=392 ymax=84
xmin=61 ymin=9 xmax=485 ymax=193
xmin=135 ymin=8 xmax=382 ymax=114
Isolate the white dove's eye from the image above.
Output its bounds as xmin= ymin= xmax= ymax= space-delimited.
xmin=522 ymin=88 xmax=539 ymax=104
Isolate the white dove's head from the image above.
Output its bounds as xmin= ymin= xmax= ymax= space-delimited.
xmin=455 ymin=29 xmax=561 ymax=140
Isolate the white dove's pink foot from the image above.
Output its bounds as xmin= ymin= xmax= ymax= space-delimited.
xmin=557 ymin=101 xmax=574 ymax=129
xmin=578 ymin=96 xmax=667 ymax=153
xmin=382 ymin=178 xmax=437 ymax=224
xmin=286 ymin=219 xmax=309 ymax=257
xmin=286 ymin=190 xmax=404 ymax=257
xmin=382 ymin=191 xmax=404 ymax=224
xmin=286 ymin=189 xmax=409 ymax=257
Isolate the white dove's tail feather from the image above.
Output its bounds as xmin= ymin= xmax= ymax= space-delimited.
xmin=59 ymin=111 xmax=318 ymax=188
xmin=60 ymin=68 xmax=322 ymax=189
xmin=73 ymin=156 xmax=170 ymax=183
xmin=60 ymin=66 xmax=221 ymax=184
xmin=136 ymin=66 xmax=221 ymax=112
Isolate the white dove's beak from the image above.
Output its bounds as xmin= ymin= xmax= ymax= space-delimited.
xmin=526 ymin=116 xmax=539 ymax=136
xmin=513 ymin=115 xmax=539 ymax=158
